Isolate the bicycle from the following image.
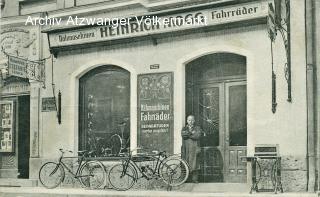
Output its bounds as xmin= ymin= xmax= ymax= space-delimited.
xmin=39 ymin=149 xmax=106 ymax=189
xmin=107 ymin=148 xmax=190 ymax=191
xmin=101 ymin=121 xmax=130 ymax=157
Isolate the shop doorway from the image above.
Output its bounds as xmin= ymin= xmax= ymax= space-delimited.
xmin=17 ymin=95 xmax=30 ymax=178
xmin=0 ymin=95 xmax=30 ymax=178
xmin=186 ymin=53 xmax=247 ymax=183
xmin=79 ymin=65 xmax=130 ymax=157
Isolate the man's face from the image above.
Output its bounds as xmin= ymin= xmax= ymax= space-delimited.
xmin=187 ymin=116 xmax=195 ymax=126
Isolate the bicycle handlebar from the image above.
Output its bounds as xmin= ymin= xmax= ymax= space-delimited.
xmin=59 ymin=148 xmax=73 ymax=154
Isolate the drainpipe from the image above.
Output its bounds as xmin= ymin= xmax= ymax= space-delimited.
xmin=305 ymin=0 xmax=316 ymax=192
xmin=315 ymin=0 xmax=320 ymax=191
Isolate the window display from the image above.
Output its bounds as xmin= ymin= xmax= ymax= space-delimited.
xmin=0 ymin=101 xmax=14 ymax=152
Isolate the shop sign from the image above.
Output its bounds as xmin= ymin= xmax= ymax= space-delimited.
xmin=0 ymin=101 xmax=14 ymax=153
xmin=48 ymin=2 xmax=268 ymax=48
xmin=150 ymin=64 xmax=160 ymax=69
xmin=41 ymin=97 xmax=56 ymax=112
xmin=137 ymin=72 xmax=173 ymax=153
xmin=8 ymin=56 xmax=27 ymax=78
xmin=2 ymin=82 xmax=30 ymax=95
xmin=7 ymin=55 xmax=45 ymax=83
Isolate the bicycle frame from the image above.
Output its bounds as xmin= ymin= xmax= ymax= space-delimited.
xmin=121 ymin=151 xmax=167 ymax=181
xmin=56 ymin=153 xmax=87 ymax=179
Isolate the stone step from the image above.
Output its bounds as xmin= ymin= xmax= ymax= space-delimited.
xmin=0 ymin=186 xmax=317 ymax=197
xmin=0 ymin=178 xmax=38 ymax=187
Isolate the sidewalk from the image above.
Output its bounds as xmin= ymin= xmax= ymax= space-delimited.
xmin=0 ymin=186 xmax=318 ymax=197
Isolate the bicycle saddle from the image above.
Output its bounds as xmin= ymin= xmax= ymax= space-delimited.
xmin=78 ymin=150 xmax=87 ymax=154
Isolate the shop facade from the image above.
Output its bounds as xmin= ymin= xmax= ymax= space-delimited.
xmin=0 ymin=22 xmax=41 ymax=179
xmin=0 ymin=0 xmax=314 ymax=192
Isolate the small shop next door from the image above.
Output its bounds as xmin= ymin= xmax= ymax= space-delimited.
xmin=186 ymin=53 xmax=247 ymax=183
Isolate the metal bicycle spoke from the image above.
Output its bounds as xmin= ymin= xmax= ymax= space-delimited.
xmin=160 ymin=157 xmax=189 ymax=186
xmin=108 ymin=163 xmax=136 ymax=191
xmin=79 ymin=161 xmax=106 ymax=189
xmin=39 ymin=162 xmax=65 ymax=189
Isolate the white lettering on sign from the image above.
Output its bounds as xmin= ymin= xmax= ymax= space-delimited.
xmin=48 ymin=2 xmax=268 ymax=47
xmin=8 ymin=56 xmax=27 ymax=78
xmin=2 ymin=83 xmax=30 ymax=94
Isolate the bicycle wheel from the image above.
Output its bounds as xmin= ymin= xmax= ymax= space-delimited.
xmin=39 ymin=162 xmax=65 ymax=189
xmin=79 ymin=161 xmax=106 ymax=189
xmin=108 ymin=163 xmax=136 ymax=191
xmin=109 ymin=134 xmax=122 ymax=156
xmin=159 ymin=157 xmax=189 ymax=186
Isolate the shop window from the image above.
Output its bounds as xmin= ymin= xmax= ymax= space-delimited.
xmin=79 ymin=65 xmax=130 ymax=157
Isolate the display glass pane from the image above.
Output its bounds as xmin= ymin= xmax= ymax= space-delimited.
xmin=229 ymin=85 xmax=247 ymax=146
xmin=199 ymin=87 xmax=219 ymax=146
xmin=79 ymin=66 xmax=130 ymax=157
xmin=0 ymin=101 xmax=14 ymax=152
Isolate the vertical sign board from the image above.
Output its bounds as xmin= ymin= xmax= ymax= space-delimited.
xmin=0 ymin=101 xmax=14 ymax=152
xmin=138 ymin=72 xmax=173 ymax=153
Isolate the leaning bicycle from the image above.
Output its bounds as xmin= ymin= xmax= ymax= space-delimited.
xmin=108 ymin=148 xmax=189 ymax=191
xmin=39 ymin=149 xmax=106 ymax=189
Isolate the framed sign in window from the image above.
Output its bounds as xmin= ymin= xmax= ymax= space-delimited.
xmin=137 ymin=72 xmax=174 ymax=154
xmin=0 ymin=101 xmax=14 ymax=152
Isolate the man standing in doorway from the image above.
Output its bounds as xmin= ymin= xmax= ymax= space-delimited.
xmin=181 ymin=115 xmax=204 ymax=183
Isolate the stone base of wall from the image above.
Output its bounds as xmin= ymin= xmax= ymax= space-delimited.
xmin=0 ymin=169 xmax=18 ymax=178
xmin=280 ymin=155 xmax=307 ymax=192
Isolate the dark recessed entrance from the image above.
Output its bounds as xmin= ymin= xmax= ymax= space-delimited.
xmin=186 ymin=53 xmax=247 ymax=183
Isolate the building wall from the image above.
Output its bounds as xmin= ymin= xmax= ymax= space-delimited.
xmin=34 ymin=9 xmax=307 ymax=190
xmin=0 ymin=0 xmax=310 ymax=192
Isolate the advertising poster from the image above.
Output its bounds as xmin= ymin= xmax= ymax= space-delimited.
xmin=137 ymin=72 xmax=173 ymax=153
xmin=0 ymin=101 xmax=14 ymax=152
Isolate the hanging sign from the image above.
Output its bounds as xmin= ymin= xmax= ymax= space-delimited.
xmin=41 ymin=97 xmax=57 ymax=112
xmin=8 ymin=56 xmax=28 ymax=78
xmin=7 ymin=55 xmax=45 ymax=83
xmin=137 ymin=72 xmax=173 ymax=153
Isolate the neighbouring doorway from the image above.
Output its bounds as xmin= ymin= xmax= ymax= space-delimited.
xmin=0 ymin=94 xmax=30 ymax=178
xmin=186 ymin=53 xmax=247 ymax=183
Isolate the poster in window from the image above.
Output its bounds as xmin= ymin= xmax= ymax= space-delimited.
xmin=1 ymin=140 xmax=6 ymax=150
xmin=0 ymin=101 xmax=14 ymax=152
xmin=7 ymin=140 xmax=12 ymax=149
xmin=4 ymin=132 xmax=10 ymax=140
xmin=137 ymin=72 xmax=173 ymax=154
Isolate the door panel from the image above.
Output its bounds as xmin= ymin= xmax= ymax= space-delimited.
xmin=225 ymin=82 xmax=247 ymax=183
xmin=198 ymin=85 xmax=221 ymax=146
xmin=194 ymin=81 xmax=247 ymax=183
xmin=196 ymin=85 xmax=223 ymax=182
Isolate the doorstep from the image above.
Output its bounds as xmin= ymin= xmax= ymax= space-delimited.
xmin=0 ymin=186 xmax=317 ymax=197
xmin=177 ymin=183 xmax=250 ymax=193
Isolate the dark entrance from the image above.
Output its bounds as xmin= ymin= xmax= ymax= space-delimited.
xmin=17 ymin=95 xmax=30 ymax=178
xmin=0 ymin=95 xmax=30 ymax=178
xmin=186 ymin=53 xmax=247 ymax=183
xmin=79 ymin=65 xmax=130 ymax=157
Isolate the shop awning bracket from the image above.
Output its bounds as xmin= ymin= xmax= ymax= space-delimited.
xmin=274 ymin=0 xmax=292 ymax=102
